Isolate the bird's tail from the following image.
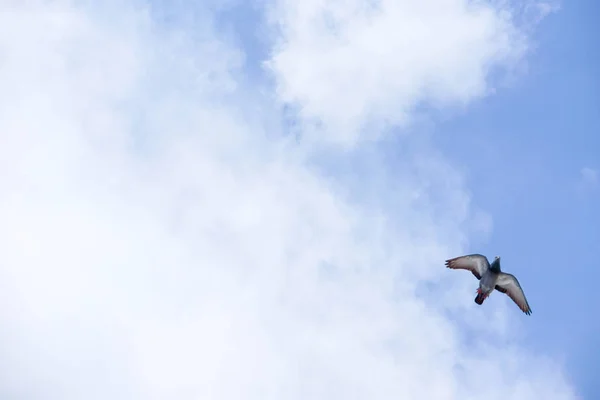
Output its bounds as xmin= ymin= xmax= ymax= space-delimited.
xmin=474 ymin=289 xmax=486 ymax=305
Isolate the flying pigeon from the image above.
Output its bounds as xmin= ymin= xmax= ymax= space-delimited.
xmin=445 ymin=254 xmax=532 ymax=315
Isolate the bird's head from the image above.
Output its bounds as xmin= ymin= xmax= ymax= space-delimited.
xmin=491 ymin=255 xmax=501 ymax=272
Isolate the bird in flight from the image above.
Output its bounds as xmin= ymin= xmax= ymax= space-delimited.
xmin=445 ymin=254 xmax=532 ymax=315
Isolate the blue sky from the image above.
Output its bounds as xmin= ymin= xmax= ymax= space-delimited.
xmin=218 ymin=0 xmax=600 ymax=396
xmin=438 ymin=2 xmax=599 ymax=397
xmin=0 ymin=1 xmax=596 ymax=399
xmin=220 ymin=1 xmax=600 ymax=391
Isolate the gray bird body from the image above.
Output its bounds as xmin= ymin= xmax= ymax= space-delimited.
xmin=445 ymin=254 xmax=532 ymax=315
xmin=479 ymin=269 xmax=499 ymax=296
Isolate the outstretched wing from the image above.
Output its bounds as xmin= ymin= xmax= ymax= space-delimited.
xmin=445 ymin=254 xmax=489 ymax=280
xmin=495 ymin=273 xmax=532 ymax=315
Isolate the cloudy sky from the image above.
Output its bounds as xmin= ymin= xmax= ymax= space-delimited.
xmin=0 ymin=0 xmax=597 ymax=399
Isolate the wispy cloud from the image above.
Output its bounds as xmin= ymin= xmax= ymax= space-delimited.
xmin=576 ymin=167 xmax=599 ymax=198
xmin=0 ymin=2 xmax=577 ymax=399
xmin=580 ymin=167 xmax=598 ymax=186
xmin=266 ymin=0 xmax=541 ymax=147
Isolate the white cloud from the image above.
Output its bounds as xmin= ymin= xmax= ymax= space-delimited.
xmin=0 ymin=1 xmax=577 ymax=400
xmin=577 ymin=167 xmax=599 ymax=197
xmin=266 ymin=0 xmax=550 ymax=147
xmin=580 ymin=167 xmax=598 ymax=186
